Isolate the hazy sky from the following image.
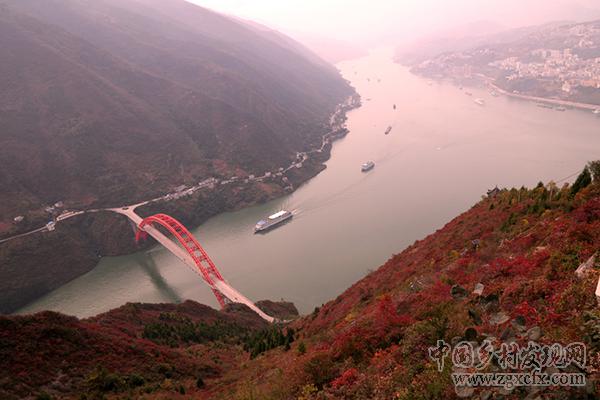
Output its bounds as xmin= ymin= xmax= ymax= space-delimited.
xmin=188 ymin=0 xmax=600 ymax=45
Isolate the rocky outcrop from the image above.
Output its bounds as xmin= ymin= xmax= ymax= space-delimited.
xmin=256 ymin=300 xmax=300 ymax=321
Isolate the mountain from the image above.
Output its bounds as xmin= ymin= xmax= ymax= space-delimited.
xmin=285 ymin=32 xmax=369 ymax=64
xmin=395 ymin=20 xmax=509 ymax=65
xmin=395 ymin=20 xmax=576 ymax=66
xmin=3 ymin=168 xmax=600 ymax=399
xmin=0 ymin=0 xmax=355 ymax=314
xmin=0 ymin=300 xmax=296 ymax=399
xmin=0 ymin=0 xmax=353 ymax=219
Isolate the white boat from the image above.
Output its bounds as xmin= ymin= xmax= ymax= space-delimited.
xmin=254 ymin=210 xmax=293 ymax=233
xmin=593 ymin=109 xmax=600 ymax=115
xmin=361 ymin=161 xmax=375 ymax=172
xmin=474 ymin=98 xmax=485 ymax=106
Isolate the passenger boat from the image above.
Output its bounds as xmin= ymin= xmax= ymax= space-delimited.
xmin=361 ymin=161 xmax=375 ymax=172
xmin=254 ymin=210 xmax=293 ymax=233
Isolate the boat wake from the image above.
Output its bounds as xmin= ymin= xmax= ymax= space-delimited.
xmin=293 ymin=174 xmax=374 ymax=219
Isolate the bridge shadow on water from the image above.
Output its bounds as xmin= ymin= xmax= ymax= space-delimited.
xmin=135 ymin=252 xmax=182 ymax=304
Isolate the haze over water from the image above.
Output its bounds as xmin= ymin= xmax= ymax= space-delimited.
xmin=18 ymin=48 xmax=600 ymax=318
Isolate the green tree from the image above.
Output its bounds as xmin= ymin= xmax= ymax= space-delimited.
xmin=303 ymin=353 xmax=335 ymax=389
xmin=571 ymin=167 xmax=592 ymax=196
xmin=196 ymin=377 xmax=205 ymax=389
xmin=588 ymin=160 xmax=600 ymax=183
xmin=297 ymin=341 xmax=306 ymax=355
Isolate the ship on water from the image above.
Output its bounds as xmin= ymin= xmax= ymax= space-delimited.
xmin=361 ymin=161 xmax=375 ymax=172
xmin=385 ymin=126 xmax=392 ymax=135
xmin=254 ymin=210 xmax=293 ymax=233
xmin=474 ymin=98 xmax=485 ymax=106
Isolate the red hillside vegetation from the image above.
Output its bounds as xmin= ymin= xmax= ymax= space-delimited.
xmin=0 ymin=301 xmax=272 ymax=399
xmin=2 ymin=171 xmax=600 ymax=399
xmin=215 ymin=173 xmax=600 ymax=399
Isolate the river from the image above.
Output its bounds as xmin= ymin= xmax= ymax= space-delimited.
xmin=18 ymin=48 xmax=600 ymax=318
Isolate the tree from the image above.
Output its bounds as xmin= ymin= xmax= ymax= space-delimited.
xmin=297 ymin=341 xmax=306 ymax=355
xmin=571 ymin=167 xmax=592 ymax=196
xmin=196 ymin=377 xmax=205 ymax=389
xmin=303 ymin=353 xmax=335 ymax=389
xmin=588 ymin=160 xmax=600 ymax=183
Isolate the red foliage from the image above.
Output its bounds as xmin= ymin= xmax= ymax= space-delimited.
xmin=330 ymin=326 xmax=370 ymax=361
xmin=544 ymin=307 xmax=564 ymax=325
xmin=375 ymin=295 xmax=413 ymax=329
xmin=512 ymin=301 xmax=539 ymax=325
xmin=331 ymin=368 xmax=359 ymax=389
xmin=487 ymin=252 xmax=548 ymax=279
xmin=573 ymin=197 xmax=600 ymax=223
xmin=0 ymin=301 xmax=267 ymax=398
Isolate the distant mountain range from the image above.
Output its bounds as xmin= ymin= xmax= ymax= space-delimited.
xmin=396 ymin=20 xmax=571 ymax=65
xmin=0 ymin=0 xmax=353 ymax=221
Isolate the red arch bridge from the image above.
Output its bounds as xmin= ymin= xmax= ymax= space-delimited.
xmin=113 ymin=207 xmax=275 ymax=322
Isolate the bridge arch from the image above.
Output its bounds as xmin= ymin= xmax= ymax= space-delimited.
xmin=135 ymin=213 xmax=226 ymax=307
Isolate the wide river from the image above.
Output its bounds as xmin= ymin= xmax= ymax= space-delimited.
xmin=19 ymin=48 xmax=600 ymax=318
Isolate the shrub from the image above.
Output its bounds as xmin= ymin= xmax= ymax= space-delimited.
xmin=243 ymin=326 xmax=293 ymax=358
xmin=143 ymin=318 xmax=246 ymax=347
xmin=36 ymin=392 xmax=53 ymax=400
xmin=303 ymin=353 xmax=336 ymax=389
xmin=297 ymin=341 xmax=306 ymax=355
xmin=512 ymin=301 xmax=539 ymax=325
xmin=331 ymin=368 xmax=359 ymax=389
xmin=85 ymin=366 xmax=125 ymax=393
xmin=196 ymin=377 xmax=205 ymax=389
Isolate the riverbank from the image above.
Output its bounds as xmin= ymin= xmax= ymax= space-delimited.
xmin=408 ymin=66 xmax=600 ymax=112
xmin=478 ymin=74 xmax=600 ymax=112
xmin=1 ymin=95 xmax=361 ymax=315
